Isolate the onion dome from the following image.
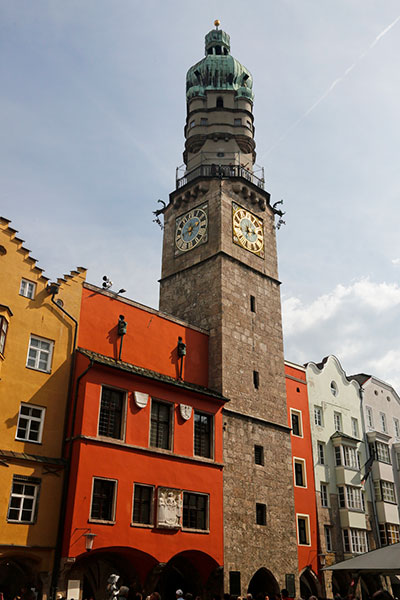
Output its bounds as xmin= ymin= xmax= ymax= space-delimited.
xmin=186 ymin=22 xmax=254 ymax=102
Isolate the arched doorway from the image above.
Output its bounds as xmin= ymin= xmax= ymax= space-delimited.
xmin=299 ymin=568 xmax=319 ymax=599
xmin=247 ymin=568 xmax=280 ymax=598
xmin=0 ymin=557 xmax=42 ymax=600
xmin=157 ymin=555 xmax=203 ymax=600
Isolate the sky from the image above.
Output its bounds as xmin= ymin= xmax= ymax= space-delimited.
xmin=2 ymin=1 xmax=400 ymax=389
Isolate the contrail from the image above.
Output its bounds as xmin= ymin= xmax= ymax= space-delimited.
xmin=262 ymin=14 xmax=400 ymax=158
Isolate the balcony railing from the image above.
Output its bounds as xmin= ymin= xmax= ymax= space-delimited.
xmin=176 ymin=163 xmax=265 ymax=190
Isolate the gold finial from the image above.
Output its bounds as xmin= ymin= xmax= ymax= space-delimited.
xmin=214 ymin=19 xmax=220 ymax=29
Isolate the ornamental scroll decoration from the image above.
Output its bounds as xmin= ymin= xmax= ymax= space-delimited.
xmin=179 ymin=404 xmax=192 ymax=421
xmin=157 ymin=488 xmax=182 ymax=529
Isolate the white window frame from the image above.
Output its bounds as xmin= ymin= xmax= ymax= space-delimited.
xmin=89 ymin=476 xmax=118 ymax=523
xmin=350 ymin=528 xmax=368 ymax=554
xmin=320 ymin=483 xmax=329 ymax=507
xmin=26 ymin=335 xmax=54 ymax=373
xmin=324 ymin=525 xmax=333 ymax=552
xmin=290 ymin=408 xmax=303 ymax=437
xmin=376 ymin=441 xmax=391 ymax=464
xmin=346 ymin=486 xmax=364 ymax=511
xmin=366 ymin=406 xmax=374 ymax=428
xmin=334 ymin=411 xmax=342 ymax=432
xmin=314 ymin=405 xmax=323 ymax=426
xmin=15 ymin=403 xmax=45 ymax=444
xmin=7 ymin=476 xmax=40 ymax=523
xmin=318 ymin=441 xmax=325 ymax=464
xmin=0 ymin=316 xmax=8 ymax=355
xmin=381 ymin=480 xmax=396 ymax=503
xmin=293 ymin=457 xmax=307 ymax=488
xmin=19 ymin=278 xmax=36 ymax=299
xmin=380 ymin=412 xmax=388 ymax=433
xmin=351 ymin=417 xmax=359 ymax=438
xmin=296 ymin=513 xmax=311 ymax=546
xmin=342 ymin=445 xmax=358 ymax=469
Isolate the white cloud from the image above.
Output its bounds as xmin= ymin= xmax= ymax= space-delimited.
xmin=392 ymin=258 xmax=400 ymax=266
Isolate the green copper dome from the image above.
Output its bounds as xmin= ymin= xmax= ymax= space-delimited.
xmin=186 ymin=25 xmax=254 ymax=102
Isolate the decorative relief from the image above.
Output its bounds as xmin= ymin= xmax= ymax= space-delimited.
xmin=133 ymin=391 xmax=149 ymax=408
xmin=157 ymin=488 xmax=182 ymax=529
xmin=179 ymin=404 xmax=192 ymax=421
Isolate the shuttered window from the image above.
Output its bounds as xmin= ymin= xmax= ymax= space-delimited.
xmin=98 ymin=387 xmax=124 ymax=439
xmin=150 ymin=400 xmax=171 ymax=449
xmin=194 ymin=411 xmax=212 ymax=458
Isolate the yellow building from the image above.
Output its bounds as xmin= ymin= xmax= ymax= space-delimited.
xmin=0 ymin=217 xmax=86 ymax=600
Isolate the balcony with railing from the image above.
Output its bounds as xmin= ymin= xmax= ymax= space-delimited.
xmin=176 ymin=153 xmax=265 ymax=190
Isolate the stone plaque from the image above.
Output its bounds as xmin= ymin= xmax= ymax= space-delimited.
xmin=179 ymin=404 xmax=192 ymax=420
xmin=157 ymin=487 xmax=182 ymax=529
xmin=134 ymin=391 xmax=149 ymax=408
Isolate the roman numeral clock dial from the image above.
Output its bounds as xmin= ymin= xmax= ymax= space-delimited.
xmin=175 ymin=204 xmax=208 ymax=254
xmin=232 ymin=202 xmax=264 ymax=257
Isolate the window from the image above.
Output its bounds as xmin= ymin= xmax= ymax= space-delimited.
xmin=380 ymin=412 xmax=387 ymax=433
xmin=294 ymin=459 xmax=306 ymax=487
xmin=394 ymin=418 xmax=400 ymax=438
xmin=7 ymin=476 xmax=40 ymax=523
xmin=343 ymin=529 xmax=350 ymax=552
xmin=90 ymin=478 xmax=116 ymax=521
xmin=381 ymin=480 xmax=396 ymax=503
xmin=351 ymin=417 xmax=359 ymax=438
xmin=256 ymin=503 xmax=266 ymax=525
xmin=376 ymin=441 xmax=391 ymax=464
xmin=386 ymin=524 xmax=400 ymax=545
xmin=366 ymin=406 xmax=374 ymax=428
xmin=325 ymin=526 xmax=333 ymax=552
xmin=98 ymin=387 xmax=124 ymax=439
xmin=26 ymin=335 xmax=54 ymax=372
xmin=335 ymin=446 xmax=342 ymax=466
xmin=19 ymin=278 xmax=36 ymax=299
xmin=342 ymin=445 xmax=358 ymax=469
xmin=250 ymin=295 xmax=256 ymax=312
xmin=330 ymin=381 xmax=338 ymax=396
xmin=318 ymin=442 xmax=325 ymax=464
xmin=200 ymin=118 xmax=208 ymax=125
xmin=16 ymin=404 xmax=45 ymax=443
xmin=132 ymin=484 xmax=153 ymax=525
xmin=194 ymin=411 xmax=212 ymax=458
xmin=150 ymin=400 xmax=172 ymax=450
xmin=346 ymin=486 xmax=364 ymax=511
xmin=334 ymin=412 xmax=342 ymax=432
xmin=297 ymin=515 xmax=310 ymax=545
xmin=350 ymin=529 xmax=368 ymax=554
xmin=254 ymin=445 xmax=264 ymax=466
xmin=291 ymin=410 xmax=302 ymax=437
xmin=321 ymin=483 xmax=328 ymax=507
xmin=234 ymin=118 xmax=242 ymax=126
xmin=314 ymin=406 xmax=323 ymax=426
xmin=190 ymin=120 xmax=195 ymax=128
xmin=216 ymin=97 xmax=223 ymax=108
xmin=246 ymin=120 xmax=252 ymax=130
xmin=0 ymin=316 xmax=8 ymax=354
xmin=338 ymin=486 xmax=346 ymax=508
xmin=182 ymin=492 xmax=208 ymax=530
xmin=253 ymin=370 xmax=259 ymax=389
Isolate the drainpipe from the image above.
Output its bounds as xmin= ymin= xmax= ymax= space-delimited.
xmin=50 ymin=357 xmax=94 ymax=600
xmin=359 ymin=385 xmax=380 ymax=548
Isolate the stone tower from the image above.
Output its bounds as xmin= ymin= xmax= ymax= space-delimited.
xmin=159 ymin=23 xmax=298 ymax=596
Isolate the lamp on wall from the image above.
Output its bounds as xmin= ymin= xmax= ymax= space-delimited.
xmin=83 ymin=531 xmax=97 ymax=552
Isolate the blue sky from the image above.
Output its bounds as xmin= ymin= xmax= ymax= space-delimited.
xmin=2 ymin=1 xmax=400 ymax=388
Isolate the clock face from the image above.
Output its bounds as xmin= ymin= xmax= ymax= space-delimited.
xmin=232 ymin=202 xmax=264 ymax=257
xmin=175 ymin=204 xmax=208 ymax=253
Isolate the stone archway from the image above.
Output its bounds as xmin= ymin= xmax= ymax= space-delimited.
xmin=247 ymin=568 xmax=280 ymax=599
xmin=299 ymin=568 xmax=319 ymax=599
xmin=0 ymin=556 xmax=42 ymax=600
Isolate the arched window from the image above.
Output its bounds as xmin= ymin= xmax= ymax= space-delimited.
xmin=216 ymin=96 xmax=223 ymax=108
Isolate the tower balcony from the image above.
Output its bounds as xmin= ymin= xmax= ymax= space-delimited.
xmin=176 ymin=152 xmax=265 ymax=190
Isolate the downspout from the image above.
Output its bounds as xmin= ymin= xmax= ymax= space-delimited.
xmin=359 ymin=385 xmax=380 ymax=548
xmin=50 ymin=356 xmax=94 ymax=600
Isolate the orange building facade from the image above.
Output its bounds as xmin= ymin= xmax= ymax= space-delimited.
xmin=285 ymin=361 xmax=320 ymax=598
xmin=59 ymin=283 xmax=227 ymax=600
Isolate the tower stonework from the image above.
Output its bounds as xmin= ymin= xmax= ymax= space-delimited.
xmin=159 ymin=24 xmax=298 ymax=595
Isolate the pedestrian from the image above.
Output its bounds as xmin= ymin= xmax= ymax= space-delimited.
xmin=119 ymin=588 xmax=130 ymax=600
xmin=176 ymin=590 xmax=184 ymax=600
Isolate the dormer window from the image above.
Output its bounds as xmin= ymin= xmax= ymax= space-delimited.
xmin=215 ymin=46 xmax=221 ymax=55
xmin=20 ymin=278 xmax=36 ymax=299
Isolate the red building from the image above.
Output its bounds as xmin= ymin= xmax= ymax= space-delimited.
xmin=285 ymin=361 xmax=320 ymax=598
xmin=59 ymin=283 xmax=228 ymax=600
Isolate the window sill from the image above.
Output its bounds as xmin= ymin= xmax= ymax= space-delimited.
xmin=26 ymin=365 xmax=51 ymax=374
xmin=7 ymin=519 xmax=35 ymax=525
xmin=131 ymin=522 xmax=153 ymax=529
xmin=88 ymin=519 xmax=115 ymax=526
xmin=181 ymin=527 xmax=209 ymax=534
xmin=15 ymin=438 xmax=42 ymax=445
